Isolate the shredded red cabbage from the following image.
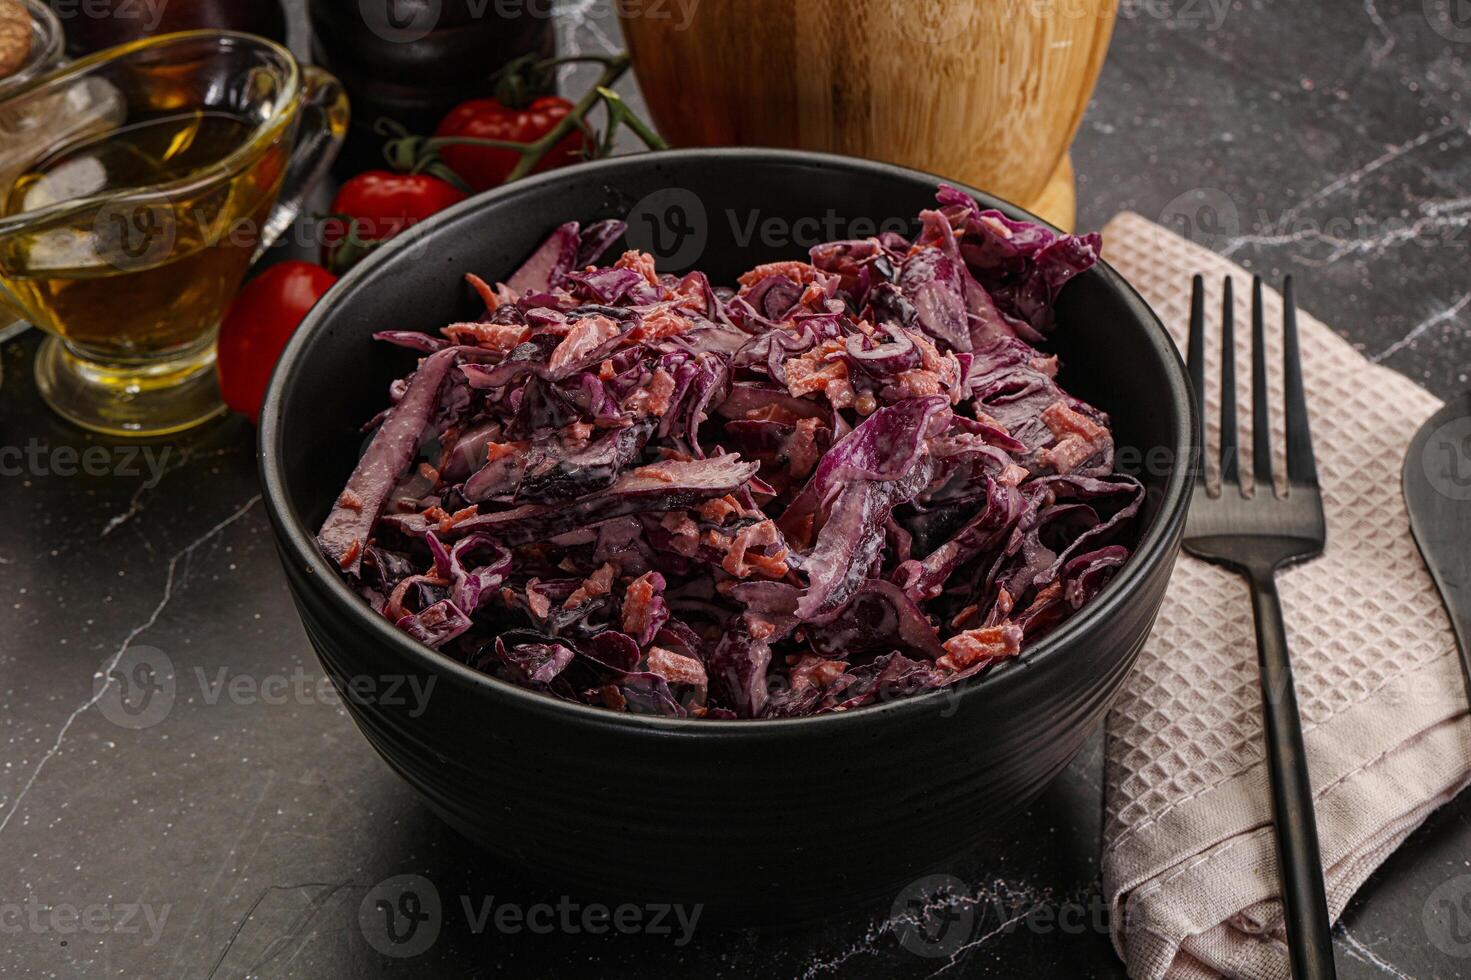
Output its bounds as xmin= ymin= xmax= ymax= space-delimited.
xmin=319 ymin=187 xmax=1143 ymax=719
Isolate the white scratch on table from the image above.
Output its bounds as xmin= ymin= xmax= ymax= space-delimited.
xmin=172 ymin=771 xmax=277 ymax=980
xmin=795 ymin=919 xmax=890 ymax=978
xmin=797 ymin=877 xmax=1056 ymax=979
xmin=0 ymin=496 xmax=262 ymax=838
xmin=1362 ymin=0 xmax=1395 ymax=67
xmin=1371 ymin=290 xmax=1471 ymax=363
xmin=1222 ymin=124 xmax=1461 ymax=256
xmin=101 ymin=446 xmax=242 ymax=538
xmin=102 ymin=474 xmax=174 ymax=538
xmin=204 ymin=880 xmax=364 ymax=980
xmin=1218 ymin=193 xmax=1471 ymax=265
xmin=1337 ymin=924 xmax=1415 ymax=979
xmin=924 ymin=902 xmax=1047 ymax=979
xmin=1322 ymin=198 xmax=1471 ymax=261
xmin=1286 ymin=125 xmax=1456 ymax=216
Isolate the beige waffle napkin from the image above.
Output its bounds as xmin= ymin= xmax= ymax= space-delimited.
xmin=1099 ymin=212 xmax=1471 ymax=980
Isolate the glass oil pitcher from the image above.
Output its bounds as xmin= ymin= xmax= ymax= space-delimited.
xmin=0 ymin=30 xmax=348 ymax=435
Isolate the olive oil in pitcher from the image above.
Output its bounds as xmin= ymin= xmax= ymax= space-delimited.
xmin=0 ymin=31 xmax=347 ymax=436
xmin=2 ymin=107 xmax=283 ymax=358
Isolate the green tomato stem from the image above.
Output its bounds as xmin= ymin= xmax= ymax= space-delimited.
xmin=502 ymin=55 xmax=632 ymax=182
xmin=596 ymin=87 xmax=670 ymax=152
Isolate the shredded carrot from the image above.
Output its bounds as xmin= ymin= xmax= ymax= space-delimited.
xmin=442 ymin=320 xmax=527 ymax=351
xmin=614 ymin=249 xmax=660 ymax=286
xmin=737 ymin=260 xmax=820 ymax=288
xmin=627 ymin=307 xmax=695 ymax=343
xmin=788 ymin=654 xmax=846 ymax=692
xmin=937 ymin=625 xmax=1021 ymax=672
xmin=646 ymin=646 xmax=706 ymax=688
xmin=622 ymin=572 xmax=663 ymax=637
xmin=697 ymin=494 xmax=745 ymax=524
xmin=1038 ymin=401 xmax=1111 ymax=474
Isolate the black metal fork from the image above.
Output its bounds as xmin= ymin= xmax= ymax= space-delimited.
xmin=1184 ymin=275 xmax=1336 ymax=979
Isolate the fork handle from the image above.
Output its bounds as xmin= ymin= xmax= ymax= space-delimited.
xmin=1248 ymin=566 xmax=1337 ymax=980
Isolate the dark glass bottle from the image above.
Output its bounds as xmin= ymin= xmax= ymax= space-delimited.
xmin=307 ymin=0 xmax=555 ymax=175
xmin=46 ymin=0 xmax=288 ymax=57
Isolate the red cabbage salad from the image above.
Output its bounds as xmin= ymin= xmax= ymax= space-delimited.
xmin=318 ymin=186 xmax=1143 ymax=719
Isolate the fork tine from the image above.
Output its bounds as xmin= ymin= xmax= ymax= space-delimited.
xmin=1188 ymin=275 xmax=1206 ymax=484
xmin=1251 ymin=276 xmax=1273 ymax=494
xmin=1282 ymin=276 xmax=1318 ymax=486
xmin=1219 ymin=277 xmax=1240 ymax=486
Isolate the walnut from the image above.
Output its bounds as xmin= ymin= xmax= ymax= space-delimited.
xmin=0 ymin=0 xmax=31 ymax=81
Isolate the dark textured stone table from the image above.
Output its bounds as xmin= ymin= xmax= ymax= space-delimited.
xmin=2 ymin=2 xmax=1467 ymax=977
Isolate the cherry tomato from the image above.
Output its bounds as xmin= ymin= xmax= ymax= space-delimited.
xmin=322 ymin=171 xmax=467 ymax=267
xmin=434 ymin=96 xmax=587 ymax=192
xmin=217 ymin=261 xmax=338 ymax=424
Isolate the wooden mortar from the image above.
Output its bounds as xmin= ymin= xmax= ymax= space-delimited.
xmin=618 ymin=0 xmax=1117 ymax=231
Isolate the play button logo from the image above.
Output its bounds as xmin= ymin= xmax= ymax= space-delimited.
xmin=1425 ymin=0 xmax=1471 ymax=40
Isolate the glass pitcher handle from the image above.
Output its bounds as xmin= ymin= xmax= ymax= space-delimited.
xmin=254 ymin=65 xmax=350 ymax=261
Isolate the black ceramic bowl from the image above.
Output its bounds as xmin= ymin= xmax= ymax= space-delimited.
xmin=260 ymin=149 xmax=1192 ymax=921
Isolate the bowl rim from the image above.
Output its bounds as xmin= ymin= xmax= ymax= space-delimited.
xmin=259 ymin=146 xmax=1194 ymax=738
